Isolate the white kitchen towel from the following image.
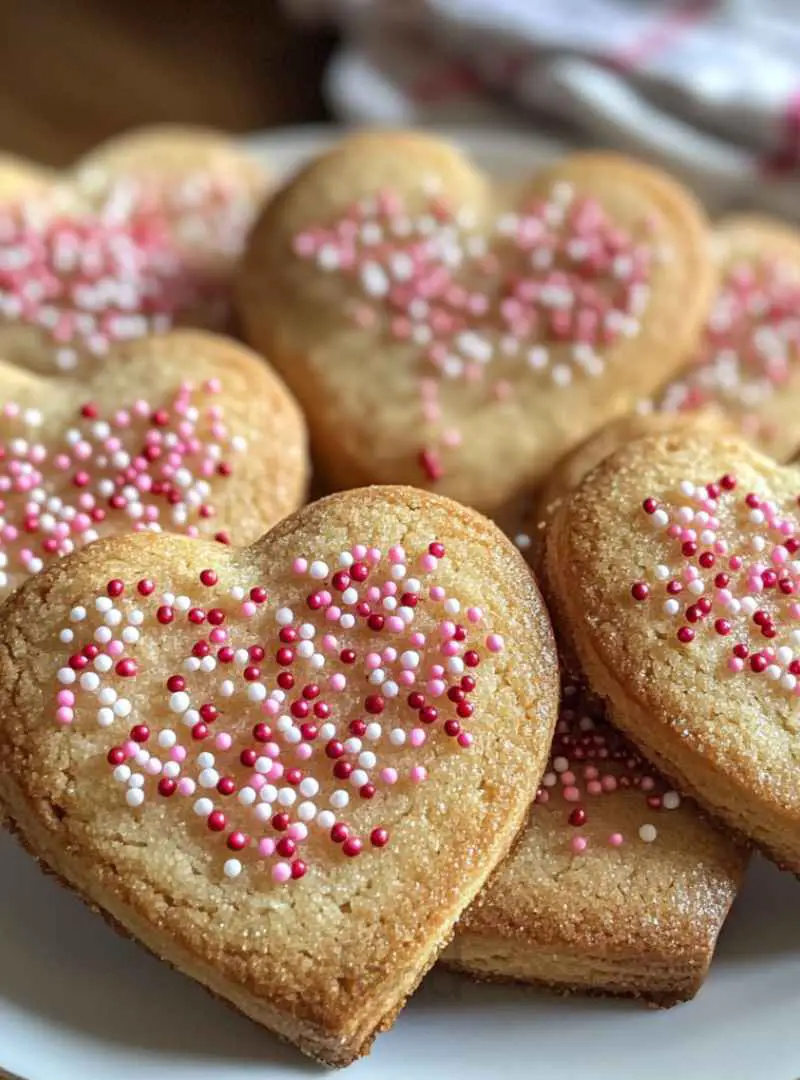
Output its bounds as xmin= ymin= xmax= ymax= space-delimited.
xmin=285 ymin=0 xmax=800 ymax=220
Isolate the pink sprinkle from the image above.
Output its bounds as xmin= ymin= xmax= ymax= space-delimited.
xmin=106 ymin=640 xmax=124 ymax=657
xmin=56 ymin=707 xmax=73 ymax=724
xmin=123 ymin=740 xmax=138 ymax=758
xmin=570 ymin=836 xmax=588 ymax=854
xmin=296 ymin=744 xmax=312 ymax=760
xmin=608 ymin=833 xmax=624 ymax=848
xmin=601 ymin=775 xmax=618 ymax=792
xmin=177 ymin=778 xmax=195 ymax=797
xmin=57 ymin=690 xmax=75 ymax=706
xmin=586 ymin=780 xmax=602 ymax=795
xmin=563 ymin=786 xmax=580 ymax=802
xmin=171 ymin=746 xmax=187 ymax=763
xmin=145 ymin=758 xmax=162 ymax=775
xmin=352 ymin=544 xmax=367 ymax=560
xmin=411 ymin=632 xmax=426 ymax=647
xmin=427 ymin=678 xmax=446 ymax=697
xmin=260 ymin=838 xmax=276 ymax=857
xmin=386 ymin=616 xmax=405 ymax=633
xmin=457 ymin=732 xmax=473 ymax=748
xmin=640 ymin=776 xmax=655 ymax=792
xmin=429 ymin=585 xmax=445 ymax=601
xmin=728 ymin=657 xmax=745 ymax=672
xmin=329 ymin=673 xmax=346 ymax=692
xmin=466 ymin=607 xmax=483 ymax=624
xmin=262 ymin=699 xmax=280 ymax=716
xmin=292 ymin=558 xmax=308 ymax=575
xmin=380 ymin=767 xmax=398 ymax=784
xmin=210 ymin=628 xmax=227 ymax=644
xmin=388 ymin=545 xmax=405 ymax=563
xmin=410 ymin=765 xmax=427 ymax=782
xmin=366 ymin=652 xmax=382 ymax=670
xmin=288 ymin=823 xmax=308 ymax=841
xmin=241 ymin=601 xmax=256 ymax=618
xmin=215 ymin=733 xmax=233 ymax=751
xmin=272 ymin=862 xmax=291 ymax=883
xmin=409 ymin=728 xmax=426 ymax=748
xmin=420 ymin=554 xmax=437 ymax=573
xmin=486 ymin=633 xmax=504 ymax=653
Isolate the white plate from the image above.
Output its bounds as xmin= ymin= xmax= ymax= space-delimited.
xmin=2 ymin=126 xmax=799 ymax=1080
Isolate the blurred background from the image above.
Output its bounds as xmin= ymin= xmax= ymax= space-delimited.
xmin=0 ymin=2 xmax=334 ymax=164
xmin=1 ymin=1 xmax=799 ymax=218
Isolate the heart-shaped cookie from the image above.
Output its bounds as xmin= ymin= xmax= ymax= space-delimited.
xmin=0 ymin=125 xmax=268 ymax=376
xmin=0 ymin=487 xmax=558 ymax=1065
xmin=0 ymin=328 xmax=308 ymax=604
xmin=545 ymin=430 xmax=800 ymax=866
xmin=237 ymin=131 xmax=714 ymax=516
xmin=445 ymin=676 xmax=746 ymax=1003
xmin=647 ymin=215 xmax=800 ymax=460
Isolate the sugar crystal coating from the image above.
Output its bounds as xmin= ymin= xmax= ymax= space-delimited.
xmin=0 ymin=380 xmax=244 ymax=596
xmin=53 ymin=543 xmax=504 ymax=883
xmin=633 ymin=471 xmax=800 ymax=699
xmin=649 ymin=255 xmax=800 ymax=441
xmin=538 ymin=680 xmax=679 ymax=854
xmin=293 ymin=182 xmax=660 ymax=481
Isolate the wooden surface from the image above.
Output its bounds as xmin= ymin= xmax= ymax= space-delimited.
xmin=0 ymin=0 xmax=333 ymax=166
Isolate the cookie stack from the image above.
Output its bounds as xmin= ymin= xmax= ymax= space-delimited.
xmin=0 ymin=126 xmax=798 ymax=1067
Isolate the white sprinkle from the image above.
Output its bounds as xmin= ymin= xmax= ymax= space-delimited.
xmin=193 ymin=798 xmax=214 ymax=816
xmin=639 ymin=824 xmax=657 ymax=843
xmin=223 ymin=859 xmax=242 ymax=879
xmin=126 ymin=788 xmax=145 ymax=808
